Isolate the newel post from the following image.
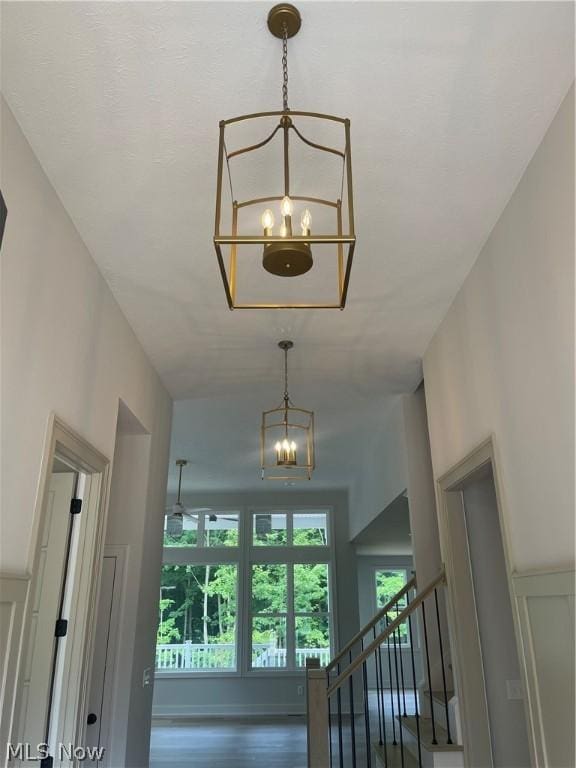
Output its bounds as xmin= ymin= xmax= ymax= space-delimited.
xmin=306 ymin=658 xmax=330 ymax=768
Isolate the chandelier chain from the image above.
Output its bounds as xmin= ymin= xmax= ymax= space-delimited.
xmin=282 ymin=22 xmax=289 ymax=111
xmin=283 ymin=345 xmax=289 ymax=402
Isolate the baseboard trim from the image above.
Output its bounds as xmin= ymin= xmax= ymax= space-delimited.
xmin=152 ymin=703 xmax=306 ymax=718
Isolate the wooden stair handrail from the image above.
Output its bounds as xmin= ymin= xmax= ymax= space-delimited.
xmin=326 ymin=575 xmax=416 ymax=672
xmin=326 ymin=569 xmax=446 ymax=697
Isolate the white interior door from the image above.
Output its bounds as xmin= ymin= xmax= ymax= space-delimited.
xmin=17 ymin=471 xmax=76 ymax=749
xmin=85 ymin=551 xmax=124 ymax=767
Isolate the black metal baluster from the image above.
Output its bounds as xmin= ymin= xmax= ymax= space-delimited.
xmin=361 ymin=639 xmax=372 ymax=768
xmin=391 ymin=615 xmax=405 ymax=767
xmin=349 ymin=650 xmax=357 ymax=768
xmin=337 ymin=663 xmax=344 ymax=766
xmin=407 ymin=599 xmax=423 ymax=768
xmin=397 ymin=614 xmax=408 ymax=717
xmin=386 ymin=616 xmax=397 ymax=746
xmin=434 ymin=587 xmax=453 ymax=744
xmin=421 ymin=599 xmax=438 ymax=745
xmin=373 ymin=627 xmax=383 ymax=746
xmin=377 ymin=637 xmax=389 ymax=767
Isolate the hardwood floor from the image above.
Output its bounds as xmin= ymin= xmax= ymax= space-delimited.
xmin=149 ymin=691 xmax=417 ymax=767
xmin=150 ymin=717 xmax=308 ymax=768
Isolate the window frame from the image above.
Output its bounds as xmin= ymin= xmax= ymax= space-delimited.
xmin=372 ymin=565 xmax=413 ymax=649
xmin=163 ymin=508 xmax=241 ymax=549
xmin=156 ymin=505 xmax=336 ymax=679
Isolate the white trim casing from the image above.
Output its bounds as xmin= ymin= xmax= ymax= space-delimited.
xmin=512 ymin=569 xmax=575 ymax=768
xmin=8 ymin=414 xmax=110 ymax=767
xmin=436 ymin=437 xmax=532 ymax=768
xmin=0 ymin=575 xmax=30 ymax=764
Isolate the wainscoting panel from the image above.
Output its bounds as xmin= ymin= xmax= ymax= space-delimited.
xmin=513 ymin=569 xmax=575 ymax=768
xmin=0 ymin=574 xmax=29 ymax=763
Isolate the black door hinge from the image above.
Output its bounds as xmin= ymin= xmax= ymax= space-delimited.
xmin=55 ymin=618 xmax=68 ymax=638
xmin=70 ymin=498 xmax=82 ymax=515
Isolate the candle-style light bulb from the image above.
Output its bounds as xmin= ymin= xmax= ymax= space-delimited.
xmin=279 ymin=222 xmax=288 ymax=238
xmin=280 ymin=196 xmax=294 ymax=217
xmin=261 ymin=209 xmax=275 ymax=232
xmin=300 ymin=209 xmax=312 ymax=235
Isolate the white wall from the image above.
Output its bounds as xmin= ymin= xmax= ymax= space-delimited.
xmin=349 ymin=397 xmax=408 ymax=540
xmin=0 ymin=99 xmax=172 ymax=763
xmin=423 ymin=84 xmax=575 ymax=574
xmin=153 ymin=489 xmax=359 ymax=717
xmin=403 ymin=387 xmax=442 ymax=587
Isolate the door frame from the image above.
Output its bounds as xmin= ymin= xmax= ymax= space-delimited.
xmin=12 ymin=414 xmax=110 ymax=760
xmin=436 ymin=436 xmax=536 ymax=768
xmin=87 ymin=545 xmax=128 ymax=767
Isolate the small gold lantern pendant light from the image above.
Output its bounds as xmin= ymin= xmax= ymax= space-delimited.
xmin=213 ymin=3 xmax=356 ymax=309
xmin=261 ymin=340 xmax=315 ymax=480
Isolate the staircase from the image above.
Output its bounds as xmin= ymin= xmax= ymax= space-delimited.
xmin=305 ymin=570 xmax=464 ymax=768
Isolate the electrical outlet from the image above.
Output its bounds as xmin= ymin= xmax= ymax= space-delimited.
xmin=143 ymin=667 xmax=153 ymax=687
xmin=506 ymin=680 xmax=523 ymax=700
xmin=297 ymin=685 xmax=304 ymax=696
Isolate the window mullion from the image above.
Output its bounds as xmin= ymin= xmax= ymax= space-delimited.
xmin=241 ymin=506 xmax=251 ymax=674
xmin=197 ymin=512 xmax=206 ymax=547
xmin=286 ymin=563 xmax=295 ymax=670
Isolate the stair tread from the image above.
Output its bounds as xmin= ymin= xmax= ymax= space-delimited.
xmin=424 ymin=689 xmax=455 ymax=704
xmin=374 ymin=741 xmax=419 ymax=768
xmin=397 ymin=715 xmax=463 ymax=752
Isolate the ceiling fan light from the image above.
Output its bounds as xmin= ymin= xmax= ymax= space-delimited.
xmin=166 ymin=514 xmax=183 ymax=537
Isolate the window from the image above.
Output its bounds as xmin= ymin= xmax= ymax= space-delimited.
xmin=251 ymin=564 xmax=288 ymax=668
xmin=163 ymin=511 xmax=239 ymax=548
xmin=294 ymin=563 xmax=330 ymax=667
xmin=253 ymin=512 xmax=287 ymax=546
xmin=249 ymin=509 xmax=332 ymax=670
xmin=252 ymin=509 xmax=329 ymax=547
xmin=156 ymin=507 xmax=333 ymax=675
xmin=293 ymin=511 xmax=328 ymax=545
xmin=375 ymin=568 xmax=410 ymax=645
xmin=157 ymin=564 xmax=238 ymax=671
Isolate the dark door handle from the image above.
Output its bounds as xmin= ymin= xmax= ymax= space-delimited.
xmin=87 ymin=713 xmax=98 ymax=725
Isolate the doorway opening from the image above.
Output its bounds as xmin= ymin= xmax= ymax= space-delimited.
xmin=12 ymin=416 xmax=109 ymax=762
xmin=438 ymin=440 xmax=532 ymax=768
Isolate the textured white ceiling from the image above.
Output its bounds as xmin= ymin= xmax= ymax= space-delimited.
xmin=2 ymin=1 xmax=573 ymax=492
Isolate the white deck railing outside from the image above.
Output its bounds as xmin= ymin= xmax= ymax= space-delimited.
xmin=156 ymin=642 xmax=330 ymax=670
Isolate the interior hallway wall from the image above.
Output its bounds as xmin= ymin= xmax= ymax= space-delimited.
xmin=0 ymin=98 xmax=172 ymax=765
xmin=349 ymin=397 xmax=408 ymax=540
xmin=423 ymin=84 xmax=574 ymax=573
xmin=423 ymin=84 xmax=575 ymax=763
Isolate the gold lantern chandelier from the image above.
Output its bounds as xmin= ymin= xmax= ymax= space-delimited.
xmin=214 ymin=3 xmax=356 ymax=309
xmin=261 ymin=340 xmax=314 ymax=480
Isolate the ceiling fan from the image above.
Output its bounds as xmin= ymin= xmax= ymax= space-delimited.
xmin=164 ymin=460 xmax=236 ymax=537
